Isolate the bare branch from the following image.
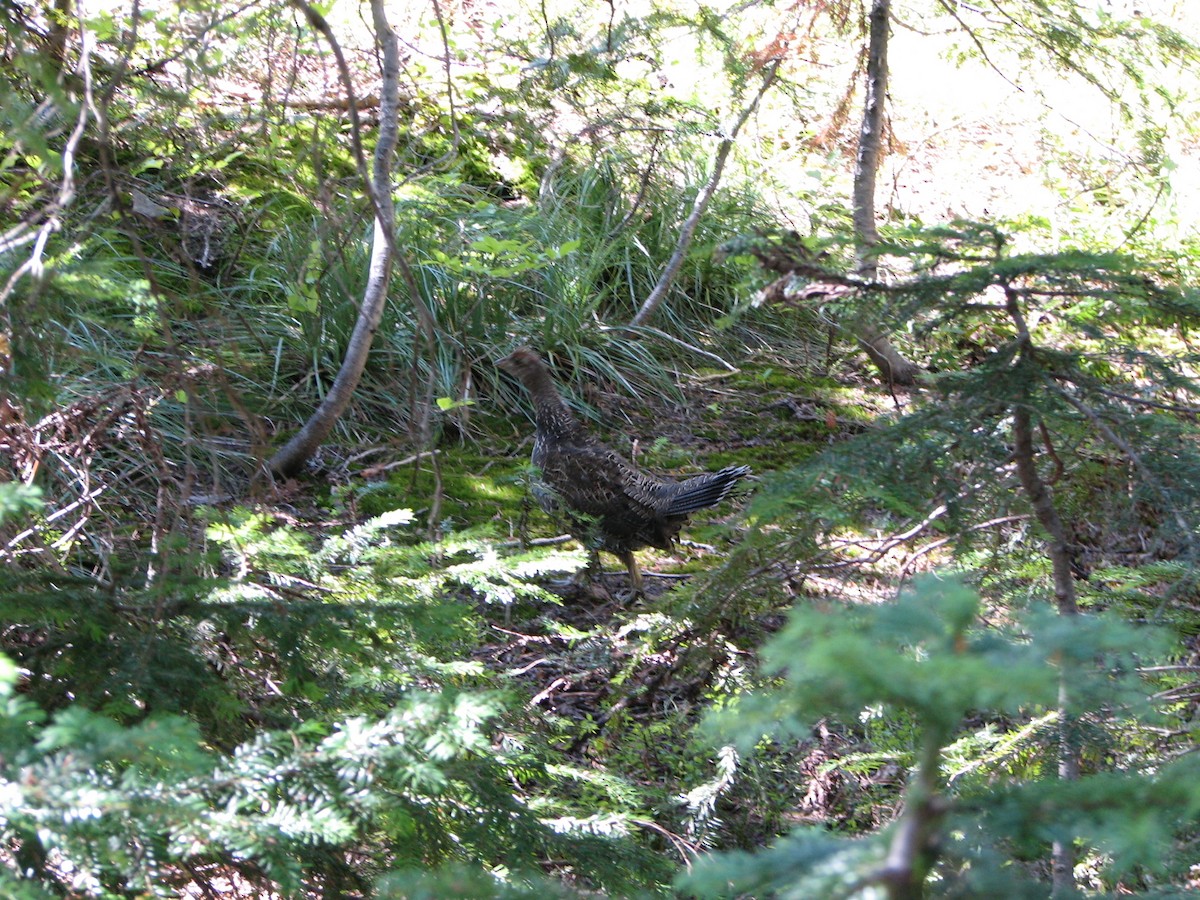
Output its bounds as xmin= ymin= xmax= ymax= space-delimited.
xmin=1044 ymin=375 xmax=1198 ymax=569
xmin=428 ymin=0 xmax=461 ymax=151
xmin=0 ymin=8 xmax=94 ymax=303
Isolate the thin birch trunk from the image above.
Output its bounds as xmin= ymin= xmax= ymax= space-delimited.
xmin=270 ymin=0 xmax=402 ymax=477
xmin=628 ymin=60 xmax=780 ymax=329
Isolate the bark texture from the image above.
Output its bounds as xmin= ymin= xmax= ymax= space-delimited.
xmin=851 ymin=0 xmax=921 ymax=386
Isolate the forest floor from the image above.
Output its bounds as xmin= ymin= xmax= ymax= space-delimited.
xmin=446 ymin=349 xmax=914 ymax=835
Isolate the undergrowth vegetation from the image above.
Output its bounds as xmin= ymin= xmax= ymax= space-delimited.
xmin=2 ymin=0 xmax=1200 ymax=896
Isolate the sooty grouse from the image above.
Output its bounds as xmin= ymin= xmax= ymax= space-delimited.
xmin=498 ymin=347 xmax=750 ymax=595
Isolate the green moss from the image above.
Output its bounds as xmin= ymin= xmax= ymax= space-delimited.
xmin=348 ymin=451 xmax=529 ymax=529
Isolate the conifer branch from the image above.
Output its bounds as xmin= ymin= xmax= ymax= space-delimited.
xmin=1043 ymin=376 xmax=1198 ymax=568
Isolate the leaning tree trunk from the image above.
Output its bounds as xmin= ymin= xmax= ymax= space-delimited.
xmin=852 ymin=0 xmax=921 ymax=386
xmin=628 ymin=58 xmax=781 ymax=329
xmin=270 ymin=0 xmax=401 ymax=478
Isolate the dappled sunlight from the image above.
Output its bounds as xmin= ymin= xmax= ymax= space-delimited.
xmin=2 ymin=0 xmax=1199 ymax=895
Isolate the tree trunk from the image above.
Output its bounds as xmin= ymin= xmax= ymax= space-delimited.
xmin=270 ymin=0 xmax=402 ymax=478
xmin=851 ymin=0 xmax=920 ymax=386
xmin=1006 ymin=287 xmax=1080 ymax=896
xmin=1012 ymin=401 xmax=1081 ymax=895
xmin=628 ymin=60 xmax=780 ymax=329
xmin=858 ymin=321 xmax=921 ymax=386
xmin=880 ymin=724 xmax=947 ymax=899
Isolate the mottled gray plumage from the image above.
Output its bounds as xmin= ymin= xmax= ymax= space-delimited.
xmin=498 ymin=347 xmax=750 ymax=594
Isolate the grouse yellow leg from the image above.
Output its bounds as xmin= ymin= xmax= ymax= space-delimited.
xmin=616 ymin=550 xmax=644 ymax=598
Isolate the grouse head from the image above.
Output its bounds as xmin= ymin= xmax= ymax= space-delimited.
xmin=497 ymin=347 xmax=566 ymax=407
xmin=497 ymin=347 xmax=546 ymax=382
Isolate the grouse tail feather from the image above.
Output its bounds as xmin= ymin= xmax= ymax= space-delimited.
xmin=661 ymin=465 xmax=751 ymax=516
